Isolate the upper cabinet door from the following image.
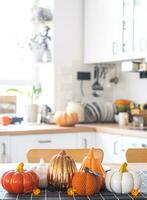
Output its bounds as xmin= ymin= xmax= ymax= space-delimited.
xmin=84 ymin=0 xmax=123 ymax=64
xmin=134 ymin=0 xmax=147 ymax=52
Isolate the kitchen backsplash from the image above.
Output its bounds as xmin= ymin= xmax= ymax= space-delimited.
xmin=113 ymin=63 xmax=147 ymax=104
xmin=55 ymin=61 xmax=147 ymax=111
xmin=55 ymin=62 xmax=115 ymax=111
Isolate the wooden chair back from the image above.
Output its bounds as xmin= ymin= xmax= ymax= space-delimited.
xmin=26 ymin=148 xmax=104 ymax=163
xmin=126 ymin=148 xmax=147 ymax=163
xmin=0 ymin=96 xmax=16 ymax=113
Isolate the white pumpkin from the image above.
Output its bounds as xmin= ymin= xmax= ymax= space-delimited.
xmin=34 ymin=158 xmax=48 ymax=188
xmin=105 ymin=162 xmax=142 ymax=194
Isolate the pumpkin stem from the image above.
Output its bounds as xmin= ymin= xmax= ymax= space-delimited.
xmin=59 ymin=150 xmax=66 ymax=156
xmin=16 ymin=162 xmax=24 ymax=173
xmin=87 ymin=147 xmax=95 ymax=158
xmin=119 ymin=162 xmax=128 ymax=173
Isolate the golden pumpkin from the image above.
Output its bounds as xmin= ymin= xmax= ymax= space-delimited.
xmin=80 ymin=148 xmax=106 ymax=191
xmin=48 ymin=150 xmax=77 ymax=189
xmin=54 ymin=111 xmax=78 ymax=127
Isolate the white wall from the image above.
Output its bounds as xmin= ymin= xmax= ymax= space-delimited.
xmin=113 ymin=64 xmax=147 ymax=104
xmin=53 ymin=0 xmax=113 ymax=111
xmin=54 ymin=0 xmax=84 ymax=111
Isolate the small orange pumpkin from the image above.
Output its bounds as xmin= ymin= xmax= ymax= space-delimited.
xmin=54 ymin=111 xmax=78 ymax=127
xmin=72 ymin=171 xmax=99 ymax=196
xmin=1 ymin=162 xmax=39 ymax=193
xmin=80 ymin=148 xmax=106 ymax=191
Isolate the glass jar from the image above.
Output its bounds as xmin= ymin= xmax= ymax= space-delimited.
xmin=132 ymin=115 xmax=144 ymax=127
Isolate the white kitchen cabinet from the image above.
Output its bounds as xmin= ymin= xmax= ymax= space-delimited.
xmin=130 ymin=0 xmax=147 ymax=53
xmin=96 ymin=133 xmax=147 ymax=163
xmin=96 ymin=133 xmax=122 ymax=163
xmin=0 ymin=136 xmax=10 ymax=163
xmin=84 ymin=0 xmax=123 ymax=64
xmin=77 ymin=132 xmax=96 ymax=148
xmin=121 ymin=135 xmax=147 ymax=161
xmin=10 ymin=133 xmax=77 ymax=162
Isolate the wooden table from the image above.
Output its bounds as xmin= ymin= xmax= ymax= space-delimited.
xmin=0 ymin=163 xmax=147 ymax=200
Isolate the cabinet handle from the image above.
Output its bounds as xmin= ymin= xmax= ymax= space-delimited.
xmin=139 ymin=38 xmax=146 ymax=51
xmin=141 ymin=144 xmax=147 ymax=148
xmin=1 ymin=142 xmax=6 ymax=163
xmin=112 ymin=42 xmax=118 ymax=55
xmin=38 ymin=140 xmax=52 ymax=144
xmin=83 ymin=138 xmax=88 ymax=148
xmin=113 ymin=141 xmax=118 ymax=155
xmin=2 ymin=143 xmax=6 ymax=155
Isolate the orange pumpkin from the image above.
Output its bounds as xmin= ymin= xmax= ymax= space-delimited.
xmin=72 ymin=171 xmax=99 ymax=196
xmin=80 ymin=148 xmax=106 ymax=191
xmin=1 ymin=163 xmax=39 ymax=193
xmin=54 ymin=111 xmax=78 ymax=127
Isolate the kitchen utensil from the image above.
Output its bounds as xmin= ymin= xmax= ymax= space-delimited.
xmin=92 ymin=66 xmax=103 ymax=91
xmin=101 ymin=67 xmax=108 ymax=79
xmin=92 ymin=91 xmax=100 ymax=97
xmin=41 ymin=105 xmax=51 ymax=117
xmin=40 ymin=105 xmax=52 ymax=123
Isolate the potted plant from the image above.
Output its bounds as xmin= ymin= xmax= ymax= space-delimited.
xmin=7 ymin=83 xmax=42 ymax=123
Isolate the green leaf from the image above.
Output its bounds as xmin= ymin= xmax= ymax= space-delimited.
xmin=7 ymin=88 xmax=25 ymax=95
xmin=7 ymin=83 xmax=42 ymax=103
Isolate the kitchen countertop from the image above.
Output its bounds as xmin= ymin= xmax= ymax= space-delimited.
xmin=0 ymin=123 xmax=96 ymax=136
xmin=0 ymin=123 xmax=147 ymax=137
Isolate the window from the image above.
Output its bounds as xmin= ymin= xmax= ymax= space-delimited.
xmin=0 ymin=0 xmax=54 ymax=113
xmin=0 ymin=0 xmax=34 ymax=84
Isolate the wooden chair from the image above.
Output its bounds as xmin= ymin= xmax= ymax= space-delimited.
xmin=26 ymin=148 xmax=104 ymax=163
xmin=126 ymin=148 xmax=147 ymax=163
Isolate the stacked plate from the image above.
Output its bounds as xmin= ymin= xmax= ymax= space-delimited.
xmin=84 ymin=101 xmax=116 ymax=123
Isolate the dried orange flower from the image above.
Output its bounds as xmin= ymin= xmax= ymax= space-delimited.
xmin=67 ymin=188 xmax=76 ymax=196
xmin=32 ymin=188 xmax=41 ymax=196
xmin=130 ymin=189 xmax=140 ymax=197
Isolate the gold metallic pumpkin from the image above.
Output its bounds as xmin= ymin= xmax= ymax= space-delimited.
xmin=48 ymin=150 xmax=77 ymax=189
